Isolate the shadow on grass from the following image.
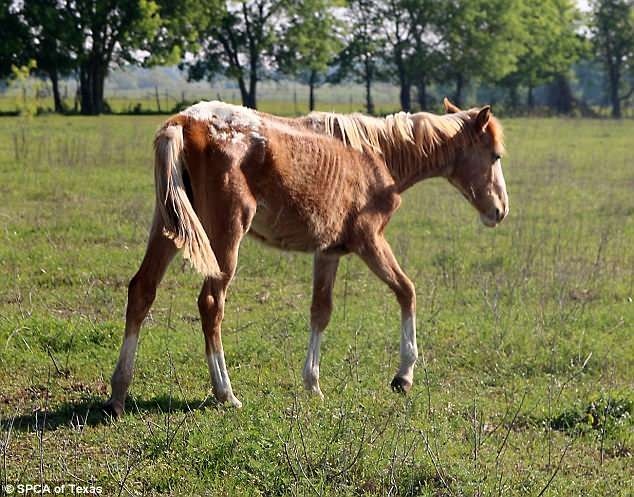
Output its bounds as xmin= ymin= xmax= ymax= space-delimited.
xmin=1 ymin=395 xmax=214 ymax=432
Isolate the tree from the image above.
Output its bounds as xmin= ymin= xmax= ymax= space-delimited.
xmin=0 ymin=1 xmax=29 ymax=78
xmin=437 ymin=0 xmax=527 ymax=106
xmin=278 ymin=0 xmax=343 ymax=111
xmin=332 ymin=0 xmax=384 ymax=114
xmin=402 ymin=0 xmax=441 ymax=111
xmin=31 ymin=1 xmax=161 ymax=115
xmin=8 ymin=1 xmax=167 ymax=115
xmin=20 ymin=1 xmax=77 ymax=113
xmin=77 ymin=1 xmax=162 ymax=115
xmin=188 ymin=1 xmax=284 ymax=109
xmin=501 ymin=0 xmax=582 ymax=110
xmin=591 ymin=0 xmax=634 ymax=118
xmin=379 ymin=0 xmax=416 ymax=111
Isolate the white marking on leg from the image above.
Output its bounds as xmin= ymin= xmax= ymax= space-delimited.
xmin=398 ymin=314 xmax=418 ymax=384
xmin=302 ymin=328 xmax=323 ymax=398
xmin=113 ymin=335 xmax=139 ymax=388
xmin=108 ymin=334 xmax=139 ymax=410
xmin=206 ymin=351 xmax=242 ymax=408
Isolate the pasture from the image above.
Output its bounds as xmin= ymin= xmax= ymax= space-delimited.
xmin=0 ymin=114 xmax=632 ymax=496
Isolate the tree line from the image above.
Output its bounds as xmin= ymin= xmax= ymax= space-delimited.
xmin=1 ymin=0 xmax=632 ymax=118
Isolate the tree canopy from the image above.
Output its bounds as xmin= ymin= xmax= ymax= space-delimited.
xmin=591 ymin=0 xmax=634 ymax=117
xmin=1 ymin=0 xmax=631 ymax=117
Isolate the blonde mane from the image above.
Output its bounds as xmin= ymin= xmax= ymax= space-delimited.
xmin=311 ymin=111 xmax=416 ymax=152
xmin=308 ymin=110 xmax=505 ymax=179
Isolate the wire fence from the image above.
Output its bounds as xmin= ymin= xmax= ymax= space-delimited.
xmin=1 ymin=77 xmax=631 ymax=118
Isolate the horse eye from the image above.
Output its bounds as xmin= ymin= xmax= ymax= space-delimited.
xmin=493 ymin=154 xmax=501 ymax=161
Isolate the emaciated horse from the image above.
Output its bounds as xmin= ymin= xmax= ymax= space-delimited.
xmin=105 ymin=98 xmax=508 ymax=415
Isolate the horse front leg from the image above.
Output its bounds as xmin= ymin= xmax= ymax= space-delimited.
xmin=354 ymin=234 xmax=418 ymax=392
xmin=303 ymin=252 xmax=340 ymax=398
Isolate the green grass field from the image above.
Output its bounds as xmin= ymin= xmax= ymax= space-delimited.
xmin=0 ymin=114 xmax=632 ymax=496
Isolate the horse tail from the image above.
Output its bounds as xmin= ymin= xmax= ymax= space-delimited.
xmin=154 ymin=124 xmax=222 ymax=279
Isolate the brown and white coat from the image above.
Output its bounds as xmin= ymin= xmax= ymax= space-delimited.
xmin=106 ymin=98 xmax=508 ymax=414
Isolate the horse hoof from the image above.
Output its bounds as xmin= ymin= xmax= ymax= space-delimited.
xmin=303 ymin=378 xmax=325 ymax=400
xmin=305 ymin=385 xmax=324 ymax=400
xmin=390 ymin=376 xmax=412 ymax=394
xmin=215 ymin=390 xmax=243 ymax=408
xmin=103 ymin=399 xmax=124 ymax=418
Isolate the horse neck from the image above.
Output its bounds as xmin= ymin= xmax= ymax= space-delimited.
xmin=381 ymin=116 xmax=466 ymax=192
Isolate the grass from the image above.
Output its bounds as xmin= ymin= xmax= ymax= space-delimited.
xmin=0 ymin=114 xmax=632 ymax=496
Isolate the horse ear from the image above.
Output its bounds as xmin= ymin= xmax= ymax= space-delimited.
xmin=443 ymin=97 xmax=461 ymax=114
xmin=475 ymin=105 xmax=492 ymax=132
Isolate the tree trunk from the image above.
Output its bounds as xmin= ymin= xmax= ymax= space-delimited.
xmin=49 ymin=70 xmax=63 ymax=113
xmin=309 ymin=70 xmax=316 ymax=111
xmin=245 ymin=89 xmax=256 ymax=109
xmin=454 ymin=74 xmax=464 ymax=107
xmin=247 ymin=63 xmax=258 ymax=109
xmin=417 ymin=80 xmax=427 ymax=111
xmin=508 ymin=85 xmax=519 ymax=110
xmin=155 ymin=86 xmax=161 ymax=113
xmin=79 ymin=60 xmax=107 ymax=115
xmin=237 ymin=75 xmax=249 ymax=106
xmin=400 ymin=81 xmax=411 ymax=112
xmin=79 ymin=66 xmax=92 ymax=114
xmin=365 ymin=77 xmax=374 ymax=115
xmin=397 ymin=57 xmax=410 ymax=112
xmin=527 ymin=84 xmax=534 ymax=109
xmin=364 ymin=58 xmax=375 ymax=115
xmin=547 ymin=74 xmax=573 ymax=115
xmin=608 ymin=67 xmax=622 ymax=119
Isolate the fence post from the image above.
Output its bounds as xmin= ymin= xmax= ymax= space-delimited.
xmin=155 ymin=86 xmax=161 ymax=112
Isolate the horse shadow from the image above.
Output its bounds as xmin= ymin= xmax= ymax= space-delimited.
xmin=0 ymin=394 xmax=215 ymax=433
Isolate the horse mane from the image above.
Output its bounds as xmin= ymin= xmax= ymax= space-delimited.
xmin=310 ymin=111 xmax=415 ymax=153
xmin=307 ymin=110 xmax=505 ymax=170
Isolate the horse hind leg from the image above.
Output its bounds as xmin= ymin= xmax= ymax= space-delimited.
xmin=105 ymin=214 xmax=177 ymax=417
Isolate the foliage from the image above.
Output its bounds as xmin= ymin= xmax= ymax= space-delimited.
xmin=396 ymin=0 xmax=443 ymax=110
xmin=0 ymin=0 xmax=29 ymax=78
xmin=551 ymin=393 xmax=633 ymax=434
xmin=436 ymin=0 xmax=528 ymax=105
xmin=590 ymin=0 xmax=634 ymax=117
xmin=1 ymin=0 xmax=633 ymax=116
xmin=10 ymin=0 xmax=164 ymax=115
xmin=186 ymin=1 xmax=285 ymax=109
xmin=278 ymin=0 xmax=344 ymax=109
xmin=502 ymin=0 xmax=584 ymax=107
xmin=7 ymin=60 xmax=39 ymax=116
xmin=330 ymin=0 xmax=385 ymax=114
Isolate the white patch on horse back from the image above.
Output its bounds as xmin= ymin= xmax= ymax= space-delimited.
xmin=398 ymin=314 xmax=418 ymax=381
xmin=181 ymin=101 xmax=261 ymax=131
xmin=250 ymin=130 xmax=266 ymax=142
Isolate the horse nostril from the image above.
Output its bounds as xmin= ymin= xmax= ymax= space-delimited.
xmin=495 ymin=208 xmax=502 ymax=222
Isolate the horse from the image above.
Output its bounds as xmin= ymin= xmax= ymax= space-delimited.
xmin=104 ymin=97 xmax=508 ymax=415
